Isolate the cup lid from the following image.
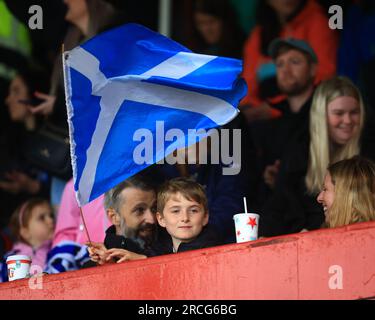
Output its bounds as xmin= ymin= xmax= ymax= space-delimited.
xmin=233 ymin=213 xmax=259 ymax=219
xmin=6 ymin=255 xmax=32 ymax=263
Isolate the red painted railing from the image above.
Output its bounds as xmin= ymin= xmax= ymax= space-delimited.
xmin=1 ymin=221 xmax=375 ymax=300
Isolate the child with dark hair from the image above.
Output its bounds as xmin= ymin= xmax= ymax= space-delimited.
xmin=1 ymin=198 xmax=54 ymax=281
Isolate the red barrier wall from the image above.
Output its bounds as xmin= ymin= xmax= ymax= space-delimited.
xmin=1 ymin=221 xmax=375 ymax=300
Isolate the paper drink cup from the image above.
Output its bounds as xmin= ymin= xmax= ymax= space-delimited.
xmin=233 ymin=213 xmax=260 ymax=243
xmin=6 ymin=255 xmax=31 ymax=281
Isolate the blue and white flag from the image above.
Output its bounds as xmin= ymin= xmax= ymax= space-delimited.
xmin=45 ymin=241 xmax=90 ymax=274
xmin=63 ymin=23 xmax=247 ymax=206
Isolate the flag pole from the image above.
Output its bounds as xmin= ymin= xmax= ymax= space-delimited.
xmin=158 ymin=0 xmax=172 ymax=37
xmin=62 ymin=42 xmax=92 ymax=247
xmin=79 ymin=206 xmax=92 ymax=246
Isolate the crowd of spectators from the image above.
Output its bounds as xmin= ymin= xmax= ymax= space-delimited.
xmin=1 ymin=0 xmax=375 ymax=280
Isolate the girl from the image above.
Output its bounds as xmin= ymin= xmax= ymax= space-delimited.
xmin=1 ymin=199 xmax=54 ymax=281
xmin=317 ymin=156 xmax=375 ymax=228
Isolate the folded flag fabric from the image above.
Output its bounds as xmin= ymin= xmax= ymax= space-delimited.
xmin=44 ymin=241 xmax=90 ymax=274
xmin=63 ymin=23 xmax=247 ymax=206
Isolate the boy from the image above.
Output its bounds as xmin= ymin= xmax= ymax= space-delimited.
xmin=148 ymin=177 xmax=221 ymax=255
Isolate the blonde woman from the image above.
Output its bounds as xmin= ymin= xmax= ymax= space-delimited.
xmin=317 ymin=156 xmax=375 ymax=228
xmin=306 ymin=76 xmax=365 ymax=196
xmin=260 ymin=76 xmax=370 ymax=237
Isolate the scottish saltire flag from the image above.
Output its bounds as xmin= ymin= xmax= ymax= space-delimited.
xmin=63 ymin=23 xmax=247 ymax=206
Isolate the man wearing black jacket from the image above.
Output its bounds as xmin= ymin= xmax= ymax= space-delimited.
xmin=86 ymin=174 xmax=158 ymax=265
xmin=255 ymin=38 xmax=318 ymax=205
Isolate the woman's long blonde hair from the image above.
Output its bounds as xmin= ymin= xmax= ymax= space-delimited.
xmin=306 ymin=77 xmax=365 ymax=195
xmin=326 ymin=156 xmax=375 ymax=228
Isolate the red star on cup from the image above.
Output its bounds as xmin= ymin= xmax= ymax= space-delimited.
xmin=247 ymin=217 xmax=257 ymax=229
xmin=237 ymin=230 xmax=241 ymax=236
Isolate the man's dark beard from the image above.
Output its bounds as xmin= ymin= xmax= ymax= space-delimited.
xmin=124 ymin=223 xmax=157 ymax=250
xmin=121 ymin=218 xmax=157 ymax=249
xmin=136 ymin=222 xmax=157 ymax=248
xmin=280 ymin=78 xmax=313 ymax=97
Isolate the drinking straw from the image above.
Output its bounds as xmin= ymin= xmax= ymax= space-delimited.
xmin=243 ymin=197 xmax=248 ymax=213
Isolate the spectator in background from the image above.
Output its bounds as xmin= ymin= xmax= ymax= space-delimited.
xmin=253 ymin=38 xmax=317 ymax=206
xmin=317 ymin=156 xmax=375 ymax=228
xmin=241 ymin=0 xmax=338 ymax=122
xmin=0 ymin=0 xmax=31 ymax=131
xmin=0 ymin=68 xmax=50 ymax=228
xmin=191 ymin=0 xmax=246 ymax=58
xmin=0 ymin=2 xmax=33 ymax=227
xmin=259 ymin=77 xmax=369 ymax=237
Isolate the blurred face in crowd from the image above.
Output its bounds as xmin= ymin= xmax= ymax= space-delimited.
xmin=194 ymin=12 xmax=223 ymax=45
xmin=267 ymin=0 xmax=302 ymax=20
xmin=5 ymin=76 xmax=31 ymax=122
xmin=114 ymin=188 xmax=157 ymax=244
xmin=21 ymin=203 xmax=55 ymax=248
xmin=157 ymin=192 xmax=208 ymax=250
xmin=327 ymin=96 xmax=361 ymax=145
xmin=275 ymin=49 xmax=315 ymax=96
xmin=64 ymin=0 xmax=88 ymax=25
xmin=317 ymin=172 xmax=335 ymax=221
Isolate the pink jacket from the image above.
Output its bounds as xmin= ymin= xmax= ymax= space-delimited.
xmin=11 ymin=240 xmax=52 ymax=271
xmin=53 ymin=179 xmax=111 ymax=246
